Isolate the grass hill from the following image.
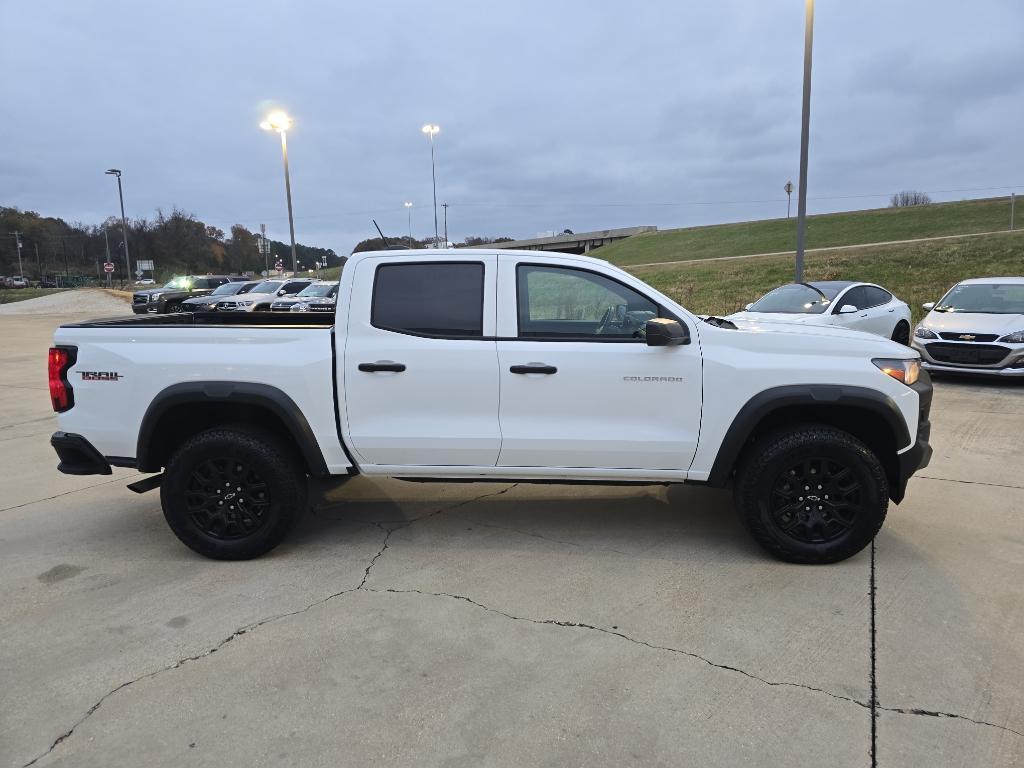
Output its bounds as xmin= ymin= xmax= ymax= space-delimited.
xmin=598 ymin=196 xmax=1018 ymax=267
xmin=635 ymin=231 xmax=1024 ymax=323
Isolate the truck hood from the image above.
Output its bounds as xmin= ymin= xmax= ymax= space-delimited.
xmin=726 ymin=311 xmax=829 ymax=326
xmin=722 ymin=315 xmax=909 ymax=351
xmin=920 ymin=311 xmax=1024 ymax=336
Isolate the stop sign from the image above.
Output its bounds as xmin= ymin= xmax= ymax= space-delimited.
xmin=103 ymin=262 xmax=115 ymax=273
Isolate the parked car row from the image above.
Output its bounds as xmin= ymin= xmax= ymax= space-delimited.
xmin=0 ymin=275 xmax=31 ymax=288
xmin=734 ymin=276 xmax=1024 ymax=377
xmin=132 ymin=275 xmax=338 ymax=315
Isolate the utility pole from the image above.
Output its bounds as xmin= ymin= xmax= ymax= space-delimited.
xmin=260 ymin=223 xmax=268 ymax=276
xmin=442 ymin=202 xmax=449 ymax=246
xmin=8 ymin=231 xmax=24 ymax=278
xmin=34 ymin=242 xmax=41 ymax=282
xmin=785 ymin=181 xmax=794 ymax=218
xmin=794 ymin=0 xmax=815 ymax=283
xmin=61 ymin=239 xmax=69 ymax=281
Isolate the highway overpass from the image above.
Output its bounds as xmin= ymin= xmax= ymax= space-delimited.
xmin=470 ymin=225 xmax=656 ymax=255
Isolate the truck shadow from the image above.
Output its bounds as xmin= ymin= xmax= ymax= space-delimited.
xmin=294 ymin=477 xmax=765 ymax=562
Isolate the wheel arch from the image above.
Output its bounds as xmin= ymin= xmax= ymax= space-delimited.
xmin=706 ymin=385 xmax=910 ymax=501
xmin=137 ymin=382 xmax=329 ymax=476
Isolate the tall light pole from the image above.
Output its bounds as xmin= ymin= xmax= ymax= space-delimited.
xmin=442 ymin=202 xmax=449 ymax=246
xmin=793 ymin=0 xmax=814 ymax=283
xmin=421 ymin=124 xmax=440 ymax=247
xmin=260 ymin=111 xmax=298 ymax=275
xmin=105 ymin=169 xmax=131 ymax=286
xmin=404 ymin=201 xmax=413 ymax=245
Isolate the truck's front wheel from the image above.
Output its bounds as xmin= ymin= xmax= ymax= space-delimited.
xmin=161 ymin=427 xmax=307 ymax=560
xmin=734 ymin=425 xmax=888 ymax=564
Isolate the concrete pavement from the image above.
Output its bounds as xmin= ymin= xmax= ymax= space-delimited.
xmin=0 ymin=301 xmax=1021 ymax=767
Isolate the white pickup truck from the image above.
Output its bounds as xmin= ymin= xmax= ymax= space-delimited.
xmin=48 ymin=249 xmax=932 ymax=564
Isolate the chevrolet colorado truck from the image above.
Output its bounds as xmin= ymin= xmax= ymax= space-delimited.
xmin=48 ymin=249 xmax=932 ymax=563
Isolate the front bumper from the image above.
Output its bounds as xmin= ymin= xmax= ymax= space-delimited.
xmin=892 ymin=372 xmax=933 ymax=503
xmin=913 ymin=339 xmax=1024 ymax=376
xmin=51 ymin=432 xmax=112 ymax=475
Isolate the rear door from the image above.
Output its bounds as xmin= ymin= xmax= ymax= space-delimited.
xmin=833 ymin=286 xmax=875 ymax=333
xmin=342 ymin=256 xmax=501 ymax=467
xmin=494 ymin=260 xmax=701 ymax=471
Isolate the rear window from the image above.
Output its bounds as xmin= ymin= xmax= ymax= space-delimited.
xmin=372 ymin=262 xmax=484 ymax=337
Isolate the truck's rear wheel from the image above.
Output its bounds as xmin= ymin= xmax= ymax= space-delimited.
xmin=161 ymin=427 xmax=307 ymax=560
xmin=733 ymin=425 xmax=888 ymax=564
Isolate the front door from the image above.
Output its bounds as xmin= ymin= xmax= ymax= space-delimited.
xmin=343 ymin=256 xmax=500 ymax=467
xmin=495 ymin=261 xmax=702 ymax=471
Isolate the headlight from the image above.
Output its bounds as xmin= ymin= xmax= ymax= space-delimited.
xmin=291 ymin=302 xmax=310 ymax=312
xmin=914 ymin=326 xmax=938 ymax=339
xmin=239 ymin=300 xmax=253 ymax=306
xmin=997 ymin=330 xmax=1024 ymax=343
xmin=151 ymin=293 xmax=163 ymax=301
xmin=872 ymin=358 xmax=921 ymax=386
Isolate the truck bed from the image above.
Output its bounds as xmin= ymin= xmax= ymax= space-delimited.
xmin=61 ymin=311 xmax=336 ymax=328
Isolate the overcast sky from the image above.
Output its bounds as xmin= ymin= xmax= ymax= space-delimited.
xmin=3 ymin=0 xmax=1022 ymax=254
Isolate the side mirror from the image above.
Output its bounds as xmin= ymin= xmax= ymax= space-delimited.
xmin=838 ymin=304 xmax=858 ymax=314
xmin=277 ymin=289 xmax=287 ymax=296
xmin=744 ymin=303 xmax=753 ymax=311
xmin=645 ymin=318 xmax=690 ymax=346
xmin=922 ymin=302 xmax=935 ymax=311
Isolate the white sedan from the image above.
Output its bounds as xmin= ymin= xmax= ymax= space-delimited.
xmin=727 ymin=281 xmax=912 ymax=343
xmin=912 ymin=277 xmax=1024 ymax=376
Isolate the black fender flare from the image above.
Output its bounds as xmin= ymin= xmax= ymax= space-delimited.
xmin=705 ymin=384 xmax=910 ymax=487
xmin=136 ymin=381 xmax=329 ymax=475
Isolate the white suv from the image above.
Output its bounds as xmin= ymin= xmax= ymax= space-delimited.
xmin=912 ymin=277 xmax=1024 ymax=376
xmin=216 ymin=278 xmax=314 ymax=312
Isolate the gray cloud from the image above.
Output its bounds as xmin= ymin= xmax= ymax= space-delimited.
xmin=3 ymin=0 xmax=1022 ymax=253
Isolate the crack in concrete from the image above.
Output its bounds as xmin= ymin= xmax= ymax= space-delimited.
xmin=917 ymin=475 xmax=1024 ymax=491
xmin=1 ymin=477 xmax=127 ymax=514
xmin=20 ymin=484 xmax=519 ymax=767
xmin=20 ymin=480 xmax=1022 ymax=765
xmin=364 ymin=586 xmax=1024 ymax=740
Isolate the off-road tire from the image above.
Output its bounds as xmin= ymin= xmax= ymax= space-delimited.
xmin=734 ymin=425 xmax=888 ymax=564
xmin=161 ymin=426 xmax=307 ymax=560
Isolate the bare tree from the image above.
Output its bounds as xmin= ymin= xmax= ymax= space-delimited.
xmin=890 ymin=190 xmax=932 ymax=207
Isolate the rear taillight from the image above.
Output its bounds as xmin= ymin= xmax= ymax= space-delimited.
xmin=48 ymin=346 xmax=76 ymax=412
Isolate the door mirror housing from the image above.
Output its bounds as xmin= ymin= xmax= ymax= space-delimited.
xmin=922 ymin=302 xmax=935 ymax=311
xmin=277 ymin=289 xmax=287 ymax=296
xmin=744 ymin=303 xmax=753 ymax=311
xmin=838 ymin=304 xmax=858 ymax=315
xmin=645 ymin=318 xmax=689 ymax=346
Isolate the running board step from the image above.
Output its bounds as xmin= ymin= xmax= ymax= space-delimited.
xmin=127 ymin=473 xmax=163 ymax=494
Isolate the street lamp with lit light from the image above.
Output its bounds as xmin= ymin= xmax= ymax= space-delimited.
xmin=104 ymin=169 xmax=131 ymax=287
xmin=403 ymin=201 xmax=413 ymax=245
xmin=421 ymin=124 xmax=440 ymax=247
xmin=260 ymin=110 xmax=299 ymax=275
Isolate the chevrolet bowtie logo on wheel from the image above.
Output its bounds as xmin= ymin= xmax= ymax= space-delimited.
xmin=958 ymin=334 xmax=977 ymax=340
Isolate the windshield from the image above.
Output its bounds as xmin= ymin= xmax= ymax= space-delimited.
xmin=162 ymin=276 xmax=192 ymax=290
xmin=210 ymin=282 xmax=244 ymax=296
xmin=297 ymin=283 xmax=336 ymax=298
xmin=748 ymin=283 xmax=838 ymax=314
xmin=251 ymin=280 xmax=283 ymax=294
xmin=935 ymin=283 xmax=1024 ymax=314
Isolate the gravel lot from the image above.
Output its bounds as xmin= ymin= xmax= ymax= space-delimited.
xmin=0 ymin=288 xmax=130 ymax=316
xmin=1 ymin=307 xmax=1021 ymax=767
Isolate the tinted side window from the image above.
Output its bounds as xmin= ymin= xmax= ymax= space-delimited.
xmin=838 ymin=287 xmax=867 ymax=311
xmin=372 ymin=263 xmax=484 ymax=337
xmin=862 ymin=286 xmax=892 ymax=308
xmin=283 ymin=282 xmax=308 ymax=295
xmin=517 ymin=265 xmax=658 ymax=339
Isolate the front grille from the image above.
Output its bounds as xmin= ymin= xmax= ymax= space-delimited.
xmin=132 ymin=294 xmax=149 ymax=305
xmin=309 ymin=303 xmax=335 ymax=312
xmin=270 ymin=303 xmax=292 ymax=312
xmin=218 ymin=301 xmax=238 ymax=310
xmin=938 ymin=332 xmax=999 ymax=342
xmin=925 ymin=342 xmax=1010 ymax=366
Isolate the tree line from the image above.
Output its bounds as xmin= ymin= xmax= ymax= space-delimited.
xmin=0 ymin=206 xmax=337 ymax=282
